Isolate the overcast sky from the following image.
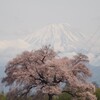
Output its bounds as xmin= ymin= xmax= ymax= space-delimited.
xmin=0 ymin=0 xmax=100 ymax=40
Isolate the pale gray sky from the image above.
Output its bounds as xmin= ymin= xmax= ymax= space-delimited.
xmin=0 ymin=0 xmax=100 ymax=40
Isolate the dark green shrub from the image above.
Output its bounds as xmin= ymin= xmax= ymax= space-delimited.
xmin=52 ymin=93 xmax=72 ymax=100
xmin=95 ymin=88 xmax=100 ymax=100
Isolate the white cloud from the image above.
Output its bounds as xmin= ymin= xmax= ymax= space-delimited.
xmin=0 ymin=39 xmax=30 ymax=63
xmin=0 ymin=39 xmax=30 ymax=50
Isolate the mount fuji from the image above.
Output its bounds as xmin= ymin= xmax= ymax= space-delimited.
xmin=25 ymin=23 xmax=86 ymax=55
xmin=24 ymin=24 xmax=100 ymax=64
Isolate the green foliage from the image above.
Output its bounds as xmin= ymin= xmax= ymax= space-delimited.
xmin=95 ymin=88 xmax=100 ymax=100
xmin=54 ymin=93 xmax=72 ymax=100
xmin=0 ymin=94 xmax=6 ymax=100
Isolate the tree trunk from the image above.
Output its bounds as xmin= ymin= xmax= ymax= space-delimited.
xmin=48 ymin=94 xmax=53 ymax=100
xmin=72 ymin=97 xmax=78 ymax=100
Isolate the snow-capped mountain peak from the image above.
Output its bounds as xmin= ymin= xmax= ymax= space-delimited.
xmin=25 ymin=23 xmax=85 ymax=52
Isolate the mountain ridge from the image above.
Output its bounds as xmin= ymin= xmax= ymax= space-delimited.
xmin=25 ymin=23 xmax=86 ymax=53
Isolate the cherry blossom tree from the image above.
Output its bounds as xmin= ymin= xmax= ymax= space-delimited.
xmin=2 ymin=46 xmax=97 ymax=100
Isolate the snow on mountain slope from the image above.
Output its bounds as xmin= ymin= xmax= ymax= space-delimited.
xmin=24 ymin=24 xmax=100 ymax=66
xmin=25 ymin=23 xmax=85 ymax=53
